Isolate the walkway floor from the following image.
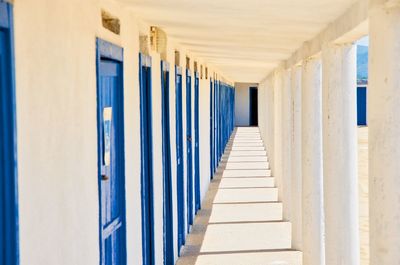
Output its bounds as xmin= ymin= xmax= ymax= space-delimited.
xmin=176 ymin=127 xmax=302 ymax=265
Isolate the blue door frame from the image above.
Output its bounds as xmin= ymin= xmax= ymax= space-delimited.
xmin=194 ymin=72 xmax=200 ymax=212
xmin=96 ymin=38 xmax=127 ymax=265
xmin=209 ymin=78 xmax=214 ymax=179
xmin=0 ymin=2 xmax=18 ymax=264
xmin=186 ymin=69 xmax=193 ymax=231
xmin=161 ymin=61 xmax=174 ymax=264
xmin=175 ymin=66 xmax=185 ymax=253
xmin=139 ymin=54 xmax=155 ymax=265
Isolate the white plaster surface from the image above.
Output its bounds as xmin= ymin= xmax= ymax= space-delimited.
xmin=322 ymin=43 xmax=359 ymax=265
xmin=226 ymin=162 xmax=269 ymax=169
xmin=214 ymin=188 xmax=278 ymax=203
xmin=219 ymin=177 xmax=275 ymax=188
xmin=209 ymin=203 xmax=283 ymax=223
xmin=222 ymin=169 xmax=271 ymax=177
xmin=200 ymin=222 xmax=292 ymax=252
xmin=228 ymin=156 xmax=268 ymax=162
xmin=301 ymin=57 xmax=325 ymax=265
xmin=195 ymin=251 xmax=302 ymax=265
xmin=121 ymin=0 xmax=359 ymax=82
xmin=231 ymin=146 xmax=265 ymax=151
xmin=229 ymin=151 xmax=267 ymax=156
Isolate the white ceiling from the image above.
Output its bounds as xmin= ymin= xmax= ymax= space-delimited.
xmin=120 ymin=0 xmax=358 ymax=82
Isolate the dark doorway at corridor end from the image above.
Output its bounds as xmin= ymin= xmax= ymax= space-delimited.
xmin=249 ymin=87 xmax=258 ymax=126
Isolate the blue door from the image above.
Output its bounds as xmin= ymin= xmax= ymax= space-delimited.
xmin=209 ymin=78 xmax=214 ymax=179
xmin=175 ymin=67 xmax=185 ymax=253
xmin=194 ymin=72 xmax=201 ymax=212
xmin=139 ymin=54 xmax=155 ymax=265
xmin=186 ymin=69 xmax=193 ymax=231
xmin=0 ymin=2 xmax=18 ymax=264
xmin=96 ymin=39 xmax=127 ymax=265
xmin=161 ymin=61 xmax=174 ymax=264
xmin=357 ymin=86 xmax=367 ymax=126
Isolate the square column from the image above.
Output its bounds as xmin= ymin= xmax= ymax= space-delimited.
xmin=282 ymin=69 xmax=292 ymax=221
xmin=274 ymin=70 xmax=284 ymax=201
xmin=290 ymin=65 xmax=302 ymax=250
xmin=322 ymin=43 xmax=359 ymax=265
xmin=369 ymin=4 xmax=400 ymax=264
xmin=301 ymin=57 xmax=325 ymax=265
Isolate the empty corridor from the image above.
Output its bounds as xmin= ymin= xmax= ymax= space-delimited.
xmin=177 ymin=127 xmax=302 ymax=265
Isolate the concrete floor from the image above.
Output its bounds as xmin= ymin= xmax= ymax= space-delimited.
xmin=176 ymin=127 xmax=302 ymax=265
xmin=176 ymin=126 xmax=368 ymax=265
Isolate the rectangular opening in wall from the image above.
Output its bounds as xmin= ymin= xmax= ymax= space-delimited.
xmin=205 ymin=67 xmax=208 ymax=79
xmin=139 ymin=35 xmax=149 ymax=55
xmin=101 ymin=10 xmax=120 ymax=35
xmin=200 ymin=65 xmax=203 ymax=79
xmin=194 ymin=61 xmax=198 ymax=73
xmin=175 ymin=50 xmax=180 ymax=66
xmin=186 ymin=56 xmax=190 ymax=70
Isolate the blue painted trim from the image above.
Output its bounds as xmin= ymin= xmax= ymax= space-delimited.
xmin=97 ymin=38 xmax=123 ymax=62
xmin=139 ymin=53 xmax=155 ymax=265
xmin=175 ymin=66 xmax=185 ymax=253
xmin=186 ymin=69 xmax=193 ymax=232
xmin=161 ymin=61 xmax=174 ymax=265
xmin=0 ymin=2 xmax=19 ymax=264
xmin=209 ymin=78 xmax=214 ymax=179
xmin=95 ymin=38 xmax=127 ymax=265
xmin=194 ymin=73 xmax=201 ymax=212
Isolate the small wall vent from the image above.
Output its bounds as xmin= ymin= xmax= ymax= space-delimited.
xmin=101 ymin=10 xmax=120 ymax=35
xmin=150 ymin=26 xmax=168 ymax=60
xmin=205 ymin=67 xmax=208 ymax=79
xmin=175 ymin=51 xmax=180 ymax=66
xmin=186 ymin=57 xmax=190 ymax=70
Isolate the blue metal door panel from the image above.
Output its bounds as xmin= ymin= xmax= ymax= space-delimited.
xmin=357 ymin=86 xmax=367 ymax=126
xmin=0 ymin=2 xmax=18 ymax=264
xmin=194 ymin=73 xmax=200 ymax=212
xmin=96 ymin=39 xmax=126 ymax=265
xmin=209 ymin=79 xmax=214 ymax=179
xmin=161 ymin=62 xmax=174 ymax=264
xmin=139 ymin=54 xmax=155 ymax=265
xmin=186 ymin=69 xmax=193 ymax=230
xmin=175 ymin=67 xmax=185 ymax=253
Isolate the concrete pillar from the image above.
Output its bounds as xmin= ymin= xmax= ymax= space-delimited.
xmin=301 ymin=57 xmax=325 ymax=265
xmin=282 ymin=70 xmax=292 ymax=221
xmin=322 ymin=43 xmax=359 ymax=265
xmin=290 ymin=65 xmax=302 ymax=250
xmin=369 ymin=4 xmax=400 ymax=264
xmin=273 ymin=70 xmax=284 ymax=202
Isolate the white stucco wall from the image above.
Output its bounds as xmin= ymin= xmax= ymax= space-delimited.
xmin=12 ymin=0 xmax=226 ymax=264
xmin=234 ymin=82 xmax=258 ymax=126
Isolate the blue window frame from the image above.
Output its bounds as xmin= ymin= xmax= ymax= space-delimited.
xmin=161 ymin=61 xmax=174 ymax=264
xmin=139 ymin=53 xmax=155 ymax=265
xmin=0 ymin=2 xmax=18 ymax=264
xmin=96 ymin=38 xmax=127 ymax=265
xmin=175 ymin=66 xmax=185 ymax=253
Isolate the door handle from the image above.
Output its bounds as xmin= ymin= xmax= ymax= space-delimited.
xmin=187 ymin=136 xmax=192 ymax=142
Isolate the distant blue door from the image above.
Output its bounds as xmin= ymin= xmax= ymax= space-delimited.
xmin=139 ymin=54 xmax=155 ymax=265
xmin=209 ymin=78 xmax=214 ymax=179
xmin=357 ymin=86 xmax=367 ymax=126
xmin=0 ymin=2 xmax=18 ymax=264
xmin=161 ymin=61 xmax=174 ymax=264
xmin=175 ymin=67 xmax=185 ymax=253
xmin=186 ymin=69 xmax=193 ymax=230
xmin=96 ymin=39 xmax=127 ymax=265
xmin=194 ymin=73 xmax=200 ymax=212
